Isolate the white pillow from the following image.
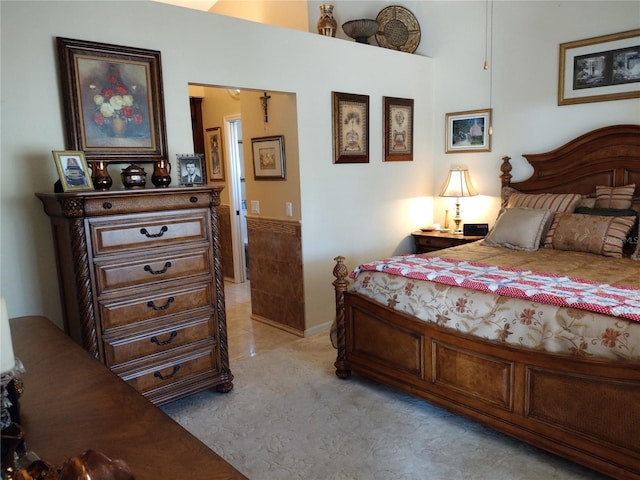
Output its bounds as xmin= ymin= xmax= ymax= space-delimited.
xmin=483 ymin=207 xmax=554 ymax=251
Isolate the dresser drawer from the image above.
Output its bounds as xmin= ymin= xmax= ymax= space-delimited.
xmin=118 ymin=344 xmax=218 ymax=396
xmin=95 ymin=246 xmax=211 ymax=294
xmin=102 ymin=314 xmax=214 ymax=367
xmin=90 ymin=211 xmax=210 ymax=255
xmin=99 ymin=282 xmax=212 ymax=331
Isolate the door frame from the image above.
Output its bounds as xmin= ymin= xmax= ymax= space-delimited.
xmin=224 ymin=114 xmax=247 ymax=283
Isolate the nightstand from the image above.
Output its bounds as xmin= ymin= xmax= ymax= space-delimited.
xmin=411 ymin=230 xmax=485 ymax=254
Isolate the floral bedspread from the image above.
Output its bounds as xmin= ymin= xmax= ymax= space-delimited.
xmin=349 ymin=243 xmax=640 ymax=360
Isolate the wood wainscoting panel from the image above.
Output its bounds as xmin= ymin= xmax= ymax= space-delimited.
xmin=246 ymin=217 xmax=304 ymax=334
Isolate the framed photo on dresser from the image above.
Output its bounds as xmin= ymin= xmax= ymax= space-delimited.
xmin=52 ymin=150 xmax=94 ymax=192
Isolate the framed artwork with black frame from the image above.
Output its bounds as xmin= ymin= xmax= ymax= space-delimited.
xmin=445 ymin=109 xmax=492 ymax=153
xmin=56 ymin=37 xmax=168 ymax=164
xmin=205 ymin=127 xmax=224 ymax=182
xmin=52 ymin=150 xmax=94 ymax=192
xmin=384 ymin=96 xmax=414 ymax=161
xmin=558 ymin=29 xmax=640 ymax=105
xmin=177 ymin=154 xmax=206 ymax=186
xmin=251 ymin=135 xmax=286 ymax=180
xmin=332 ymin=92 xmax=369 ymax=164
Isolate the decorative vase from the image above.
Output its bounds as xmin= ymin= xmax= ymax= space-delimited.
xmin=121 ymin=164 xmax=146 ymax=189
xmin=317 ymin=4 xmax=337 ymax=37
xmin=111 ymin=117 xmax=126 ymax=136
xmin=91 ymin=161 xmax=112 ymax=191
xmin=151 ymin=159 xmax=172 ymax=188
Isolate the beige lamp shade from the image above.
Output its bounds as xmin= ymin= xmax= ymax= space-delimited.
xmin=439 ymin=168 xmax=478 ymax=198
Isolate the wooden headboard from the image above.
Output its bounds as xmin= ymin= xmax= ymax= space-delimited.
xmin=501 ymin=124 xmax=640 ymax=198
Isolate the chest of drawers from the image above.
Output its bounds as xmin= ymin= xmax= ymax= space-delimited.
xmin=37 ymin=186 xmax=232 ymax=405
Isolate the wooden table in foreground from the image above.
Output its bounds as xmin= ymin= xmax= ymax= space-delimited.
xmin=10 ymin=316 xmax=247 ymax=480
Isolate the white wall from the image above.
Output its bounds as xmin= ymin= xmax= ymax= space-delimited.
xmin=0 ymin=1 xmax=432 ymax=332
xmin=1 ymin=1 xmax=638 ymax=335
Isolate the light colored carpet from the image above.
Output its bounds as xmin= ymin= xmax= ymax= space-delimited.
xmin=162 ymin=335 xmax=607 ymax=480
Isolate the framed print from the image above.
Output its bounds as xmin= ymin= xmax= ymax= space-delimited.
xmin=445 ymin=109 xmax=492 ymax=153
xmin=56 ymin=37 xmax=168 ymax=164
xmin=558 ymin=29 xmax=640 ymax=105
xmin=332 ymin=92 xmax=369 ymax=164
xmin=205 ymin=127 xmax=225 ymax=182
xmin=252 ymin=136 xmax=286 ymax=180
xmin=177 ymin=154 xmax=206 ymax=186
xmin=52 ymin=150 xmax=94 ymax=192
xmin=384 ymin=97 xmax=414 ymax=161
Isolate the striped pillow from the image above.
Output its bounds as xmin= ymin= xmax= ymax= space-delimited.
xmin=594 ymin=184 xmax=635 ymax=209
xmin=546 ymin=213 xmax=636 ymax=258
xmin=506 ymin=191 xmax=581 ymax=213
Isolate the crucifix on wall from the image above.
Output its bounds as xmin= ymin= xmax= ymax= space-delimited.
xmin=260 ymin=91 xmax=271 ymax=124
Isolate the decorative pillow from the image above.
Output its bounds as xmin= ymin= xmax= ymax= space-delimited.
xmin=483 ymin=208 xmax=554 ymax=251
xmin=547 ymin=213 xmax=636 ymax=258
xmin=575 ymin=206 xmax=639 ymax=256
xmin=506 ymin=190 xmax=582 ymax=213
xmin=593 ymin=184 xmax=635 ymax=209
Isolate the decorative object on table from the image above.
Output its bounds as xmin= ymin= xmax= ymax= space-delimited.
xmin=445 ymin=108 xmax=492 ymax=153
xmin=317 ymin=4 xmax=337 ymax=37
xmin=375 ymin=5 xmax=421 ymax=53
xmin=331 ymin=92 xmax=369 ymax=164
xmin=90 ymin=161 xmax=112 ymax=191
xmin=151 ymin=159 xmax=171 ymax=188
xmin=120 ymin=164 xmax=147 ymax=189
xmin=439 ymin=167 xmax=478 ymax=234
xmin=558 ymin=29 xmax=640 ymax=105
xmin=251 ymin=136 xmax=286 ymax=180
xmin=56 ymin=37 xmax=168 ymax=165
xmin=383 ymin=96 xmax=414 ymax=161
xmin=205 ymin=127 xmax=224 ymax=182
xmin=51 ymin=151 xmax=94 ymax=192
xmin=342 ymin=19 xmax=379 ymax=44
xmin=177 ymin=154 xmax=206 ymax=186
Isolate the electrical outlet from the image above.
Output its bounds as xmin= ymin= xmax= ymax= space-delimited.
xmin=251 ymin=200 xmax=260 ymax=214
xmin=286 ymin=202 xmax=293 ymax=217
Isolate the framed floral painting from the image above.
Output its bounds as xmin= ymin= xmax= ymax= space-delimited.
xmin=332 ymin=92 xmax=369 ymax=164
xmin=56 ymin=37 xmax=168 ymax=164
xmin=383 ymin=97 xmax=414 ymax=161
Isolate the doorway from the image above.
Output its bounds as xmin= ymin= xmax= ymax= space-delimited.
xmin=225 ymin=115 xmax=248 ymax=283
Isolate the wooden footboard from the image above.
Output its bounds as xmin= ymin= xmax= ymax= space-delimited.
xmin=332 ymin=257 xmax=640 ymax=480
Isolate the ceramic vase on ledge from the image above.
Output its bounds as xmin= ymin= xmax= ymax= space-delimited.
xmin=317 ymin=4 xmax=337 ymax=37
xmin=91 ymin=161 xmax=112 ymax=191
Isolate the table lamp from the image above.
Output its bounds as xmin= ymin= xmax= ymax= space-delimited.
xmin=439 ymin=167 xmax=478 ymax=234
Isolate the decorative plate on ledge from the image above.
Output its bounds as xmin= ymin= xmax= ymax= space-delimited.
xmin=375 ymin=5 xmax=421 ymax=53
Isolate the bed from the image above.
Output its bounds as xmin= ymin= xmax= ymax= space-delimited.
xmin=331 ymin=124 xmax=640 ymax=480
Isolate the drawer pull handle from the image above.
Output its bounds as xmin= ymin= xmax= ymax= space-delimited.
xmin=146 ymin=297 xmax=174 ymax=311
xmin=190 ymin=196 xmax=198 ymax=203
xmin=144 ymin=262 xmax=172 ymax=275
xmin=153 ymin=365 xmax=180 ymax=381
xmin=140 ymin=226 xmax=168 ymax=238
xmin=103 ymin=202 xmax=113 ymax=210
xmin=150 ymin=331 xmax=178 ymax=346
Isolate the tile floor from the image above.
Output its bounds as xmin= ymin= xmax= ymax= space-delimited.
xmin=224 ymin=281 xmax=302 ymax=363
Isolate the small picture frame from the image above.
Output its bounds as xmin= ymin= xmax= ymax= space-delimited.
xmin=205 ymin=127 xmax=224 ymax=182
xmin=384 ymin=97 xmax=414 ymax=161
xmin=445 ymin=109 xmax=492 ymax=153
xmin=558 ymin=29 xmax=640 ymax=105
xmin=332 ymin=92 xmax=369 ymax=164
xmin=177 ymin=154 xmax=206 ymax=186
xmin=251 ymin=135 xmax=286 ymax=180
xmin=52 ymin=150 xmax=94 ymax=192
